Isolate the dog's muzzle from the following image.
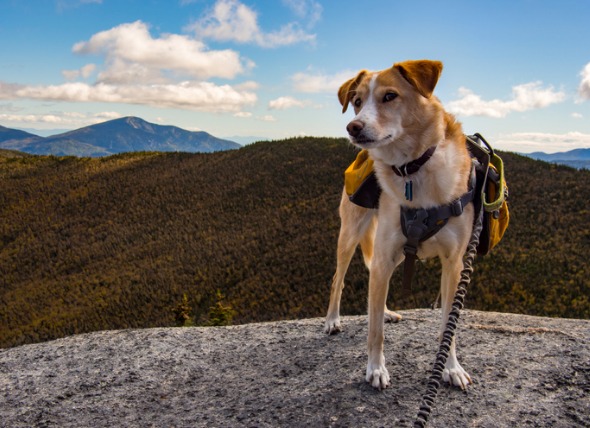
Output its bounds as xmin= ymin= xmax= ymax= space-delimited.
xmin=346 ymin=120 xmax=364 ymax=138
xmin=347 ymin=120 xmax=376 ymax=146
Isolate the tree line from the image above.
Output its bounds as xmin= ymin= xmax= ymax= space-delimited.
xmin=0 ymin=138 xmax=588 ymax=348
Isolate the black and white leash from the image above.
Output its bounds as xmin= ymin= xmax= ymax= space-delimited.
xmin=413 ymin=199 xmax=484 ymax=427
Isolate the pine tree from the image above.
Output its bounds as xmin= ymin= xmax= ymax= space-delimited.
xmin=173 ymin=294 xmax=194 ymax=327
xmin=207 ymin=290 xmax=235 ymax=326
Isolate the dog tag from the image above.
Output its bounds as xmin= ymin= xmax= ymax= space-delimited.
xmin=405 ymin=180 xmax=413 ymax=201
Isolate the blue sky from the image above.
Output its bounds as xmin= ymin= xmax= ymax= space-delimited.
xmin=1 ymin=0 xmax=590 ymax=152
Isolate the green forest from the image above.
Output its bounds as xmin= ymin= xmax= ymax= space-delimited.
xmin=0 ymin=138 xmax=589 ymax=348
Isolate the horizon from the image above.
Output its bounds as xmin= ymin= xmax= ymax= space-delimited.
xmin=7 ymin=115 xmax=590 ymax=155
xmin=1 ymin=1 xmax=590 ymax=153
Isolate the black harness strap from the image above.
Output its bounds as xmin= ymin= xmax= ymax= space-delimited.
xmin=400 ymin=174 xmax=476 ymax=292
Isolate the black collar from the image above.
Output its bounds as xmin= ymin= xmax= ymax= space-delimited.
xmin=391 ymin=145 xmax=437 ymax=177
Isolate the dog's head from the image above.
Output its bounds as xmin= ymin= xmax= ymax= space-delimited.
xmin=338 ymin=60 xmax=444 ymax=152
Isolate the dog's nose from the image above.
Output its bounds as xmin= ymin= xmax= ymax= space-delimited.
xmin=346 ymin=120 xmax=364 ymax=138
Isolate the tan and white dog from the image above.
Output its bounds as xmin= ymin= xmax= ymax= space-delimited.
xmin=325 ymin=60 xmax=474 ymax=390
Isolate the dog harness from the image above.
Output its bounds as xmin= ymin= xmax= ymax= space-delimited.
xmin=344 ymin=138 xmax=488 ymax=290
xmin=399 ymin=170 xmax=476 ymax=291
xmin=385 ymin=144 xmax=476 ymax=291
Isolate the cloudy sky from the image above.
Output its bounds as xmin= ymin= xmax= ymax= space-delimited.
xmin=1 ymin=0 xmax=590 ymax=152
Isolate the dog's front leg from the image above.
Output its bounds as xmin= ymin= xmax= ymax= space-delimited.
xmin=365 ymin=230 xmax=402 ymax=389
xmin=366 ymin=266 xmax=391 ymax=389
xmin=440 ymin=255 xmax=472 ymax=389
xmin=325 ymin=191 xmax=377 ymax=334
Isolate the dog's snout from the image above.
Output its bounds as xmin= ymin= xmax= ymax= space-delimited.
xmin=347 ymin=120 xmax=364 ymax=138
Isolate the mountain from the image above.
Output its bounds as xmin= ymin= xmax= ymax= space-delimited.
xmin=20 ymin=127 xmax=72 ymax=137
xmin=0 ymin=137 xmax=588 ymax=348
xmin=0 ymin=117 xmax=240 ymax=156
xmin=0 ymin=125 xmax=41 ymax=142
xmin=0 ymin=148 xmax=33 ymax=158
xmin=525 ymin=148 xmax=590 ymax=169
xmin=0 ymin=125 xmax=44 ymax=150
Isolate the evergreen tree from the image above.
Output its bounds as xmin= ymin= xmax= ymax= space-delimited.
xmin=173 ymin=294 xmax=194 ymax=327
xmin=207 ymin=290 xmax=235 ymax=327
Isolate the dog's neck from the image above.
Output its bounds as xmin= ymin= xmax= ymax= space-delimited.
xmin=369 ymin=131 xmax=444 ymax=172
xmin=370 ymin=135 xmax=470 ymax=206
xmin=391 ymin=145 xmax=437 ymax=178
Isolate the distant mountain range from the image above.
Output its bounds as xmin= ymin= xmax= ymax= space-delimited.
xmin=524 ymin=148 xmax=590 ymax=169
xmin=0 ymin=117 xmax=240 ymax=156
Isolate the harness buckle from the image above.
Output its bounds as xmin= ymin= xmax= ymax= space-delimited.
xmin=404 ymin=243 xmax=418 ymax=256
xmin=450 ymin=199 xmax=463 ymax=216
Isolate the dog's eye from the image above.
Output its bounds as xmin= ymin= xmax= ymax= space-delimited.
xmin=383 ymin=92 xmax=398 ymax=102
xmin=354 ymin=98 xmax=362 ymax=107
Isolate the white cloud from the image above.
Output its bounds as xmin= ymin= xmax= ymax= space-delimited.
xmin=80 ymin=63 xmax=96 ymax=78
xmin=235 ymin=81 xmax=259 ymax=90
xmin=73 ymin=20 xmax=248 ymax=83
xmin=282 ymin=0 xmax=322 ymax=27
xmin=233 ymin=111 xmax=252 ymax=118
xmin=62 ymin=63 xmax=96 ymax=81
xmin=0 ymin=20 xmax=259 ymax=113
xmin=62 ymin=111 xmax=86 ymax=118
xmin=258 ymin=115 xmax=276 ymax=122
xmin=0 ymin=81 xmax=257 ymax=112
xmin=572 ymin=112 xmax=583 ymax=119
xmin=291 ymin=70 xmax=356 ymax=93
xmin=94 ymin=111 xmax=123 ymax=120
xmin=62 ymin=70 xmax=80 ymax=81
xmin=495 ymin=131 xmax=590 ymax=153
xmin=447 ymin=81 xmax=566 ymax=118
xmin=190 ymin=0 xmax=315 ymax=48
xmin=578 ymin=62 xmax=590 ymax=100
xmin=268 ymin=96 xmax=306 ymax=110
xmin=0 ymin=111 xmax=122 ymax=127
xmin=0 ymin=114 xmax=67 ymax=124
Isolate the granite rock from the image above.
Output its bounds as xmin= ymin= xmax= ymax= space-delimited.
xmin=1 ymin=309 xmax=589 ymax=427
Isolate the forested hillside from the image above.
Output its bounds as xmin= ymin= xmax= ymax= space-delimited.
xmin=1 ymin=138 xmax=588 ymax=348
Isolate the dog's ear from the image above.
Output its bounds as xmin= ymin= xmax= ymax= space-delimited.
xmin=338 ymin=70 xmax=367 ymax=113
xmin=393 ymin=60 xmax=443 ymax=98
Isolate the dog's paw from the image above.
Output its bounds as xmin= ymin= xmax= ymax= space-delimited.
xmin=324 ymin=317 xmax=342 ymax=335
xmin=384 ymin=308 xmax=402 ymax=323
xmin=366 ymin=363 xmax=390 ymax=390
xmin=443 ymin=359 xmax=472 ymax=390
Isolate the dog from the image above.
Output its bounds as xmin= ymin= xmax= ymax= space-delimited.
xmin=325 ymin=60 xmax=474 ymax=390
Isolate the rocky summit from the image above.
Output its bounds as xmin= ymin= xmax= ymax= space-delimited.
xmin=1 ymin=309 xmax=588 ymax=427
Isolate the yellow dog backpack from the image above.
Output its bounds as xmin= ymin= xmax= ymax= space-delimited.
xmin=344 ymin=149 xmax=381 ymax=209
xmin=467 ymin=133 xmax=510 ymax=255
xmin=343 ymin=133 xmax=509 ymax=255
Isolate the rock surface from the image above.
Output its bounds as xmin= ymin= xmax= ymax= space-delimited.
xmin=1 ymin=309 xmax=589 ymax=427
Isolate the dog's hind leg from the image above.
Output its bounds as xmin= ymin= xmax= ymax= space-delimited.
xmin=439 ymin=253 xmax=472 ymax=389
xmin=325 ymin=190 xmax=375 ymax=334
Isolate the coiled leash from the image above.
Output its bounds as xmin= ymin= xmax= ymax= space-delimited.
xmin=412 ymin=202 xmax=484 ymax=427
